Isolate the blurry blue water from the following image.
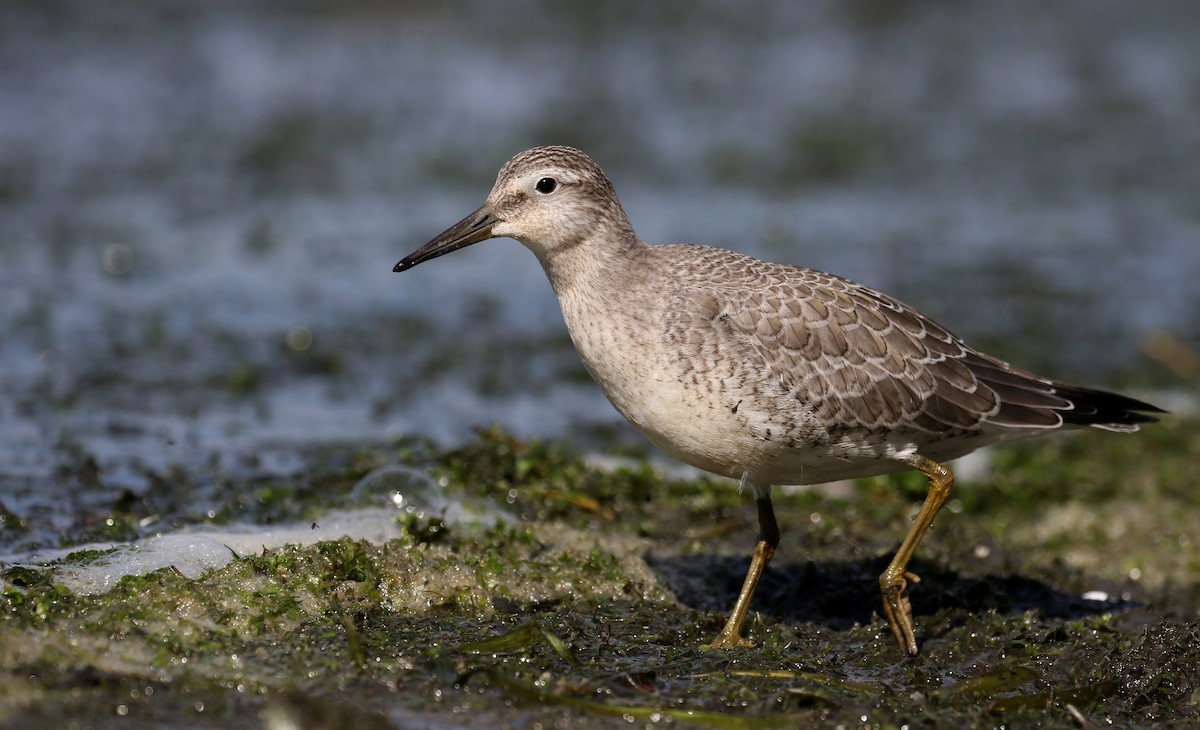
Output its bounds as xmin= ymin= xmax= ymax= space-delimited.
xmin=0 ymin=1 xmax=1196 ymax=548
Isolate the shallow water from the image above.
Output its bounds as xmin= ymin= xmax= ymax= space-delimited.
xmin=1 ymin=1 xmax=1197 ymax=552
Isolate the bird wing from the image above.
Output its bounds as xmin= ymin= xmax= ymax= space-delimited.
xmin=667 ymin=261 xmax=1076 ymax=436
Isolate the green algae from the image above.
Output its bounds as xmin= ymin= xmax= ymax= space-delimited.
xmin=2 ymin=417 xmax=1199 ymax=728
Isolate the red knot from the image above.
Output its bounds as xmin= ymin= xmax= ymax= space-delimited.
xmin=395 ymin=145 xmax=1163 ymax=656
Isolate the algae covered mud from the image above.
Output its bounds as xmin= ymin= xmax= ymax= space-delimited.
xmin=2 ymin=1 xmax=1200 ymax=728
xmin=3 ymin=426 xmax=1200 ymax=728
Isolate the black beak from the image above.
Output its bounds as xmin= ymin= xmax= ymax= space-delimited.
xmin=394 ymin=205 xmax=497 ymax=272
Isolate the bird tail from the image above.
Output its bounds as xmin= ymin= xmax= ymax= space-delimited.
xmin=1051 ymin=383 xmax=1165 ymax=432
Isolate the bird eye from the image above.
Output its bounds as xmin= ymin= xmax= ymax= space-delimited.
xmin=535 ymin=177 xmax=558 ymax=194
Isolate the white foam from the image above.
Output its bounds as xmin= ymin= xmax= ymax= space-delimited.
xmin=2 ymin=508 xmax=402 ymax=595
xmin=3 ymin=467 xmax=513 ymax=595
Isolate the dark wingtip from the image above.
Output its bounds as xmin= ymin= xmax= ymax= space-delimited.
xmin=393 ymin=259 xmax=413 ymax=273
xmin=1056 ymin=385 xmax=1167 ymax=430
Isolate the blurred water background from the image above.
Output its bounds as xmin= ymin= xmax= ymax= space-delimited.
xmin=1 ymin=1 xmax=1197 ymax=551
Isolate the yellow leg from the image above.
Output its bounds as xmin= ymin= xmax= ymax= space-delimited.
xmin=880 ymin=453 xmax=954 ymax=656
xmin=710 ymin=493 xmax=779 ymax=649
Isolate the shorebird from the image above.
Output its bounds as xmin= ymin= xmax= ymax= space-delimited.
xmin=394 ymin=145 xmax=1162 ymax=656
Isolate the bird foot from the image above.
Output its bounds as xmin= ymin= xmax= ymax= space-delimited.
xmin=707 ymin=632 xmax=755 ymax=650
xmin=707 ymin=621 xmax=756 ymax=649
xmin=880 ymin=570 xmax=921 ymax=656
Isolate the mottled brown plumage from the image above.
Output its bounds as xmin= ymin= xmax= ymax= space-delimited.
xmin=396 ymin=145 xmax=1162 ymax=657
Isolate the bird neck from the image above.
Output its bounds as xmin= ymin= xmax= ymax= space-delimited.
xmin=535 ymin=218 xmax=645 ymax=298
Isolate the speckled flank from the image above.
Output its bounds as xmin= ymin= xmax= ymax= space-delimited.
xmin=396 ymin=145 xmax=1163 ymax=655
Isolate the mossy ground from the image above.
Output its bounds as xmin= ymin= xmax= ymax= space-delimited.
xmin=2 ymin=418 xmax=1198 ymax=729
